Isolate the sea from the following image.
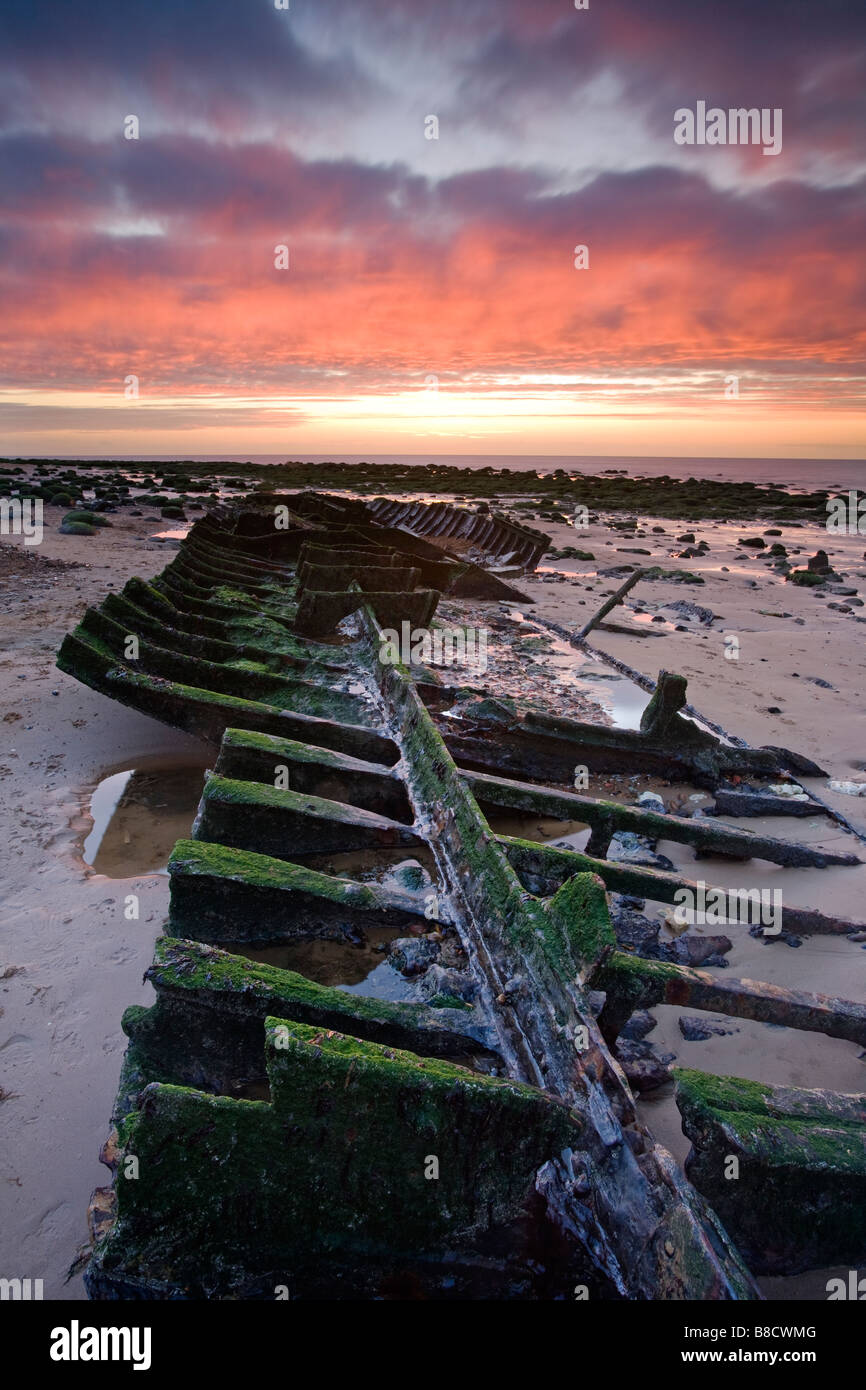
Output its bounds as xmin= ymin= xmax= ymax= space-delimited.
xmin=59 ymin=454 xmax=866 ymax=490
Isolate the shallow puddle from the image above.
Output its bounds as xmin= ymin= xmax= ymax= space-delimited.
xmin=240 ymin=929 xmax=418 ymax=1001
xmin=81 ymin=759 xmax=210 ymax=876
xmin=501 ymin=606 xmax=649 ymax=729
xmin=480 ymin=809 xmax=592 ymax=851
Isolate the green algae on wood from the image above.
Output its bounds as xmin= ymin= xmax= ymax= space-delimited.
xmin=91 ymin=1017 xmax=581 ymax=1295
xmin=675 ymin=1068 xmax=866 ymax=1274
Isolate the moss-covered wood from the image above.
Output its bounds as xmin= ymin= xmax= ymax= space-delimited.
xmin=676 ymin=1069 xmax=866 ymax=1274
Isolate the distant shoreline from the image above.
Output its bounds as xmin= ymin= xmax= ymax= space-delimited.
xmin=2 ymin=453 xmax=864 ymax=492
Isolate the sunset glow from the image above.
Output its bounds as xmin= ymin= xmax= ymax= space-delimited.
xmin=1 ymin=1 xmax=864 ymax=457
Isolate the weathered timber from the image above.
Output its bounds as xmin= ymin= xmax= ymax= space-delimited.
xmin=462 ymin=769 xmax=860 ymax=869
xmin=355 ymin=603 xmax=759 ymax=1299
xmin=577 ymin=568 xmax=645 ymax=640
xmin=212 ymin=728 xmax=411 ymax=821
xmin=193 ymin=775 xmax=425 ymax=860
xmin=499 ymin=836 xmax=865 ymax=937
xmin=639 ymin=669 xmax=690 ymax=737
xmin=528 ymin=614 xmax=828 ymax=777
xmin=56 ymin=631 xmax=397 ymax=761
xmin=57 ymin=496 xmax=861 ymax=1299
xmin=167 ymin=838 xmax=446 ymax=942
xmin=419 ymin=683 xmax=827 ymax=787
xmin=676 ymin=1070 xmax=866 ymax=1275
xmin=596 ymin=952 xmax=866 ymax=1048
xmin=294 ymin=587 xmax=439 ymax=638
xmin=297 ymin=563 xmax=421 ymax=594
xmin=119 ymin=936 xmax=498 ymax=1110
xmin=89 ymin=1020 xmax=585 ymax=1299
xmin=710 ymin=786 xmax=823 ymax=818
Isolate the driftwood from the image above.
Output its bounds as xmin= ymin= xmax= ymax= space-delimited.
xmin=577 ymin=568 xmax=644 ymax=639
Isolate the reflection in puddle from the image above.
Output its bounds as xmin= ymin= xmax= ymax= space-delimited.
xmin=481 ymin=810 xmax=591 ymax=852
xmin=505 ymin=614 xmax=727 ymax=741
xmin=240 ymin=930 xmax=417 ymax=1002
xmin=500 ymin=606 xmax=649 ymax=730
xmin=82 ymin=761 xmax=210 ymax=876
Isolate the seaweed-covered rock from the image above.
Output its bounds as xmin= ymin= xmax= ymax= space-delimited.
xmin=62 ymin=510 xmax=112 ymax=528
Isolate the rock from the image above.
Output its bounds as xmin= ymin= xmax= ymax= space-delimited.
xmin=614 ymin=1038 xmax=676 ymax=1092
xmin=807 ymin=549 xmax=832 ymax=573
xmin=668 ymin=934 xmax=733 ymax=967
xmin=383 ymin=858 xmax=433 ymax=895
xmin=678 ymin=1015 xmax=740 ymax=1041
xmin=787 ymin=569 xmax=827 ymax=587
xmin=664 ymin=599 xmax=715 ymax=625
xmin=608 ymin=832 xmax=675 ymax=872
xmin=739 ymin=537 xmax=766 ymax=548
xmin=620 ymin=1009 xmax=657 ymax=1041
xmin=611 ymin=903 xmax=662 ymax=955
xmin=828 ymin=780 xmax=866 ymax=797
xmin=417 ymin=963 xmax=477 ymax=1004
xmin=387 ymin=937 xmax=440 ymax=976
xmin=767 ymin=782 xmax=810 ymax=801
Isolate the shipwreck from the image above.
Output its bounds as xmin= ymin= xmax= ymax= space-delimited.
xmin=56 ymin=490 xmax=866 ymax=1299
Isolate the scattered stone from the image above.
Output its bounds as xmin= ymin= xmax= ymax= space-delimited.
xmin=620 ymin=1009 xmax=658 ymax=1041
xmin=678 ymin=1015 xmax=741 ymax=1041
xmin=828 ymin=780 xmax=866 ymax=797
xmin=614 ymin=1037 xmax=676 ymax=1092
xmin=668 ymin=934 xmax=733 ymax=967
xmin=608 ymin=831 xmax=675 ymax=872
xmin=808 ymin=550 xmax=832 ymax=573
xmin=387 ymin=937 xmax=440 ymax=976
xmin=663 ymin=599 xmax=715 ymax=625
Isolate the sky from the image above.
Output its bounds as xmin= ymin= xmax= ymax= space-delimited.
xmin=1 ymin=0 xmax=864 ymax=459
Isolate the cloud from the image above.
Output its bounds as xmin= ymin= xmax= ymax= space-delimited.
xmin=0 ymin=0 xmax=379 ymax=139
xmin=0 ymin=129 xmax=863 ymax=398
xmin=2 ymin=1 xmax=863 ymax=447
